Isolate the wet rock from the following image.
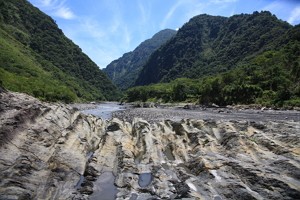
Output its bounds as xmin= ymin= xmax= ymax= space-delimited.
xmin=84 ymin=166 xmax=98 ymax=177
xmin=172 ymin=181 xmax=190 ymax=198
xmin=79 ymin=186 xmax=94 ymax=195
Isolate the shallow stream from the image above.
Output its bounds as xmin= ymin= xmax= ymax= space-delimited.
xmin=82 ymin=102 xmax=126 ymax=120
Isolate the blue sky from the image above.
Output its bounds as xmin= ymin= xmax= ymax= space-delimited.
xmin=28 ymin=0 xmax=300 ymax=68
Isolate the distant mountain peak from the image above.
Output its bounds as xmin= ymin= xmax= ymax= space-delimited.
xmin=103 ymin=29 xmax=176 ymax=90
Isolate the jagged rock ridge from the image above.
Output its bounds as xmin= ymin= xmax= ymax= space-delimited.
xmin=0 ymin=90 xmax=299 ymax=199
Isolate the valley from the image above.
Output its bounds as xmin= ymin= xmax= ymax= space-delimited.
xmin=0 ymin=0 xmax=300 ymax=199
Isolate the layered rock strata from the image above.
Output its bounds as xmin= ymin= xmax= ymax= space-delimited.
xmin=0 ymin=91 xmax=299 ymax=199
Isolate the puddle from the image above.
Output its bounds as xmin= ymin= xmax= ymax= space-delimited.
xmin=75 ymin=175 xmax=84 ymax=189
xmin=138 ymin=173 xmax=153 ymax=188
xmin=214 ymin=195 xmax=223 ymax=200
xmin=164 ymin=146 xmax=175 ymax=161
xmin=90 ymin=171 xmax=118 ymax=200
xmin=129 ymin=193 xmax=138 ymax=200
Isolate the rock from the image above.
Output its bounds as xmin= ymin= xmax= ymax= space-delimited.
xmin=183 ymin=104 xmax=191 ymax=109
xmin=79 ymin=186 xmax=94 ymax=195
xmin=1 ymin=91 xmax=300 ymax=199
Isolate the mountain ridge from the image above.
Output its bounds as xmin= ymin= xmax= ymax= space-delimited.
xmin=103 ymin=29 xmax=176 ymax=90
xmin=0 ymin=0 xmax=119 ymax=102
xmin=135 ymin=11 xmax=292 ymax=86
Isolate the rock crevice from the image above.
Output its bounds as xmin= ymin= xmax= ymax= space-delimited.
xmin=0 ymin=91 xmax=299 ymax=199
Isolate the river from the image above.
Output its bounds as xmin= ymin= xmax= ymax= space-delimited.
xmin=81 ymin=102 xmax=126 ymax=120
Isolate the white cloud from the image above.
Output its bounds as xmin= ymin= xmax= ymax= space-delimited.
xmin=138 ymin=1 xmax=147 ymax=24
xmin=263 ymin=0 xmax=282 ymax=11
xmin=61 ymin=2 xmax=133 ymax=68
xmin=54 ymin=7 xmax=75 ymax=19
xmin=123 ymin=26 xmax=132 ymax=48
xmin=30 ymin=0 xmax=75 ymax=20
xmin=160 ymin=0 xmax=186 ymax=29
xmin=79 ymin=18 xmax=106 ymax=39
xmin=288 ymin=6 xmax=300 ymax=25
xmin=39 ymin=0 xmax=52 ymax=6
xmin=161 ymin=0 xmax=239 ymax=29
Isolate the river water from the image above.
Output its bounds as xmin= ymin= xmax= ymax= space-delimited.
xmin=82 ymin=102 xmax=126 ymax=120
xmin=80 ymin=103 xmax=125 ymax=199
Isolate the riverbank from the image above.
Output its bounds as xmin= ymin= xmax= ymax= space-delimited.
xmin=71 ymin=101 xmax=300 ymax=123
xmin=1 ymin=91 xmax=300 ymax=199
xmin=112 ymin=105 xmax=300 ymax=123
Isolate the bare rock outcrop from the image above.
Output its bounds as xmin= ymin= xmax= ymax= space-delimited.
xmin=0 ymin=91 xmax=299 ymax=199
xmin=0 ymin=91 xmax=105 ymax=199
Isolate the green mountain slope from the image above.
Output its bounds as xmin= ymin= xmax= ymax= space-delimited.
xmin=135 ymin=11 xmax=292 ymax=86
xmin=103 ymin=29 xmax=176 ymax=90
xmin=0 ymin=0 xmax=119 ymax=102
xmin=127 ymin=25 xmax=300 ymax=107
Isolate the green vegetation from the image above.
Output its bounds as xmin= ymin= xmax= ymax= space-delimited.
xmin=127 ymin=38 xmax=300 ymax=107
xmin=135 ymin=11 xmax=292 ymax=86
xmin=128 ymin=11 xmax=299 ymax=108
xmin=0 ymin=0 xmax=120 ymax=102
xmin=103 ymin=29 xmax=176 ymax=90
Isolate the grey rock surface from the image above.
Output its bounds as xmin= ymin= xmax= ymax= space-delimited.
xmin=0 ymin=91 xmax=300 ymax=199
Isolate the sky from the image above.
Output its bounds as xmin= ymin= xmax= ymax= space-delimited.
xmin=28 ymin=0 xmax=300 ymax=69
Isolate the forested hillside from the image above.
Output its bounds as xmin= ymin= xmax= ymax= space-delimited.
xmin=103 ymin=29 xmax=176 ymax=90
xmin=0 ymin=0 xmax=119 ymax=102
xmin=135 ymin=11 xmax=292 ymax=85
xmin=127 ymin=15 xmax=300 ymax=107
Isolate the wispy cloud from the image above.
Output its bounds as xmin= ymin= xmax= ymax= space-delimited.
xmin=210 ymin=0 xmax=238 ymax=4
xmin=288 ymin=6 xmax=300 ymax=25
xmin=160 ymin=0 xmax=186 ymax=29
xmin=138 ymin=1 xmax=148 ymax=24
xmin=161 ymin=0 xmax=239 ymax=29
xmin=30 ymin=0 xmax=75 ymax=20
xmin=123 ymin=26 xmax=132 ymax=48
xmin=54 ymin=7 xmax=75 ymax=19
xmin=61 ymin=0 xmax=134 ymax=68
xmin=263 ymin=0 xmax=282 ymax=11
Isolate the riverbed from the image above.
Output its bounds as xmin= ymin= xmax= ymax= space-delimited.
xmin=76 ymin=102 xmax=300 ymax=123
xmin=79 ymin=102 xmax=127 ymax=120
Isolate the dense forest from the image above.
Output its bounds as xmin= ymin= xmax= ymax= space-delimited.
xmin=0 ymin=0 xmax=120 ymax=102
xmin=126 ymin=40 xmax=300 ymax=107
xmin=103 ymin=29 xmax=176 ymax=90
xmin=135 ymin=11 xmax=292 ymax=85
xmin=127 ymin=12 xmax=300 ymax=107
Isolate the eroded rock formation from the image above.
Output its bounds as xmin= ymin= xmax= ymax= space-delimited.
xmin=0 ymin=91 xmax=299 ymax=199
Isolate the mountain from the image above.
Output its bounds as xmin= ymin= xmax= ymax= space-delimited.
xmin=103 ymin=29 xmax=176 ymax=90
xmin=0 ymin=0 xmax=119 ymax=102
xmin=135 ymin=11 xmax=292 ymax=86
